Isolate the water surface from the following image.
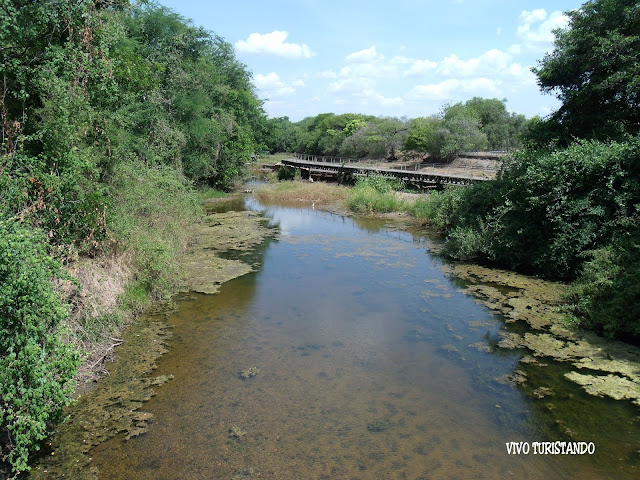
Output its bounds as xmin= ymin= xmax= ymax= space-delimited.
xmin=89 ymin=198 xmax=640 ymax=479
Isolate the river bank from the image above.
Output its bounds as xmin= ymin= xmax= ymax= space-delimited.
xmin=29 ymin=193 xmax=277 ymax=479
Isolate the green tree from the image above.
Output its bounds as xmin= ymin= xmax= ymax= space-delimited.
xmin=404 ymin=116 xmax=442 ymax=157
xmin=533 ymin=0 xmax=640 ymax=143
xmin=438 ymin=103 xmax=487 ymax=160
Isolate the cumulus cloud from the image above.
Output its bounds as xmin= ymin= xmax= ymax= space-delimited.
xmin=437 ymin=49 xmax=512 ymax=77
xmin=357 ymin=89 xmax=404 ymax=107
xmin=253 ymin=72 xmax=297 ymax=97
xmin=235 ymin=31 xmax=314 ymax=58
xmin=404 ymin=59 xmax=438 ymax=77
xmin=408 ymin=77 xmax=501 ymax=100
xmin=513 ymin=9 xmax=569 ymax=53
xmin=345 ymin=45 xmax=380 ymax=63
xmin=402 ymin=48 xmax=529 ymax=85
xmin=328 ymin=77 xmax=376 ymax=93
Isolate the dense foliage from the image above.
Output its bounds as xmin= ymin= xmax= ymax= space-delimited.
xmin=0 ymin=0 xmax=265 ymax=474
xmin=532 ymin=0 xmax=640 ymax=145
xmin=440 ymin=139 xmax=640 ymax=279
xmin=0 ymin=219 xmax=80 ymax=474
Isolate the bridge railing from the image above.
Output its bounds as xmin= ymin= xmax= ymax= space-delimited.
xmin=292 ymin=153 xmax=499 ymax=172
xmin=293 ymin=153 xmax=363 ymax=163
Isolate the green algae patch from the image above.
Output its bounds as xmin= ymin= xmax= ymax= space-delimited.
xmin=29 ymin=314 xmax=173 ymax=480
xmin=565 ymin=372 xmax=640 ymax=406
xmin=445 ymin=262 xmax=640 ymax=408
xmin=181 ymin=210 xmax=275 ymax=294
xmin=443 ymin=263 xmax=566 ymax=330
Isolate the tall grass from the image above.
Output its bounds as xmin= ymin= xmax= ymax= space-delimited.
xmin=110 ymin=162 xmax=201 ymax=305
xmin=346 ymin=175 xmax=405 ymax=214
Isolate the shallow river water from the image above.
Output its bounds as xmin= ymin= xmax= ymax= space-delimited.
xmin=67 ymin=198 xmax=640 ymax=479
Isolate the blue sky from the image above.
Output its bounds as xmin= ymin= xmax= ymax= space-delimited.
xmin=158 ymin=0 xmax=584 ymax=121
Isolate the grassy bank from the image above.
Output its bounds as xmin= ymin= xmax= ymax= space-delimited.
xmin=66 ymin=163 xmax=207 ymax=383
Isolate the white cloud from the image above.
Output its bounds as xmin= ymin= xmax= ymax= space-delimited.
xmin=235 ymin=31 xmax=314 ymax=58
xmin=357 ymin=89 xmax=404 ymax=107
xmin=520 ymin=8 xmax=547 ymax=25
xmin=404 ymin=59 xmax=438 ymax=77
xmin=439 ymin=49 xmax=514 ymax=76
xmin=292 ymin=79 xmax=306 ymax=87
xmin=320 ymin=70 xmax=338 ymax=79
xmin=345 ymin=45 xmax=379 ymax=63
xmin=254 ymin=72 xmax=297 ymax=97
xmin=514 ymin=9 xmax=569 ymax=53
xmin=403 ymin=48 xmax=529 ymax=83
xmin=408 ymin=77 xmax=501 ymax=101
xmin=391 ymin=55 xmax=414 ymax=65
xmin=496 ymin=27 xmax=502 ymax=36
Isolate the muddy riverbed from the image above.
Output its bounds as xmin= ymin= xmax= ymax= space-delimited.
xmin=30 ymin=194 xmax=640 ymax=479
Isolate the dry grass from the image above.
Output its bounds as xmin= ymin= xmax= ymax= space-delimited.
xmin=58 ymin=252 xmax=134 ymax=382
xmin=255 ymin=180 xmax=349 ymax=205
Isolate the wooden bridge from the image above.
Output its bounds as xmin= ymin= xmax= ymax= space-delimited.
xmin=280 ymin=157 xmax=487 ymax=188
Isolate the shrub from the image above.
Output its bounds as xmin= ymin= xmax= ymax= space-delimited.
xmin=444 ymin=225 xmax=485 ymax=261
xmin=347 ymin=175 xmax=403 ymax=214
xmin=442 ymin=137 xmax=640 ymax=279
xmin=566 ymin=224 xmax=640 ymax=342
xmin=109 ymin=162 xmax=200 ymax=300
xmin=277 ymin=166 xmax=299 ymax=181
xmin=0 ymin=219 xmax=80 ymax=476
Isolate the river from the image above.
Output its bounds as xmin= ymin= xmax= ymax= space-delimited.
xmin=34 ymin=196 xmax=640 ymax=479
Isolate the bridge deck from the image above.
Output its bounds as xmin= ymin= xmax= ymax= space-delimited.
xmin=281 ymin=158 xmax=487 ymax=187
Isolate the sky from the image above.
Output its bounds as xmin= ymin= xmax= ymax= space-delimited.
xmin=158 ymin=0 xmax=585 ymax=121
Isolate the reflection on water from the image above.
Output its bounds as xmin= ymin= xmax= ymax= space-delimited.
xmin=89 ymin=198 xmax=639 ymax=480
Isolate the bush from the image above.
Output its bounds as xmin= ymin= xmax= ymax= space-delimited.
xmin=0 ymin=219 xmax=80 ymax=476
xmin=567 ymin=225 xmax=640 ymax=342
xmin=442 ymin=137 xmax=640 ymax=279
xmin=444 ymin=225 xmax=485 ymax=261
xmin=347 ymin=175 xmax=403 ymax=214
xmin=277 ymin=166 xmax=299 ymax=181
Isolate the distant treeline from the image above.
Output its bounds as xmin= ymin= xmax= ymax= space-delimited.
xmin=263 ymin=97 xmax=529 ymax=160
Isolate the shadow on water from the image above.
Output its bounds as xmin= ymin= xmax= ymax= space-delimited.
xmin=35 ymin=195 xmax=640 ymax=480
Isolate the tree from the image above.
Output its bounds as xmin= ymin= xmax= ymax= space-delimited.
xmin=438 ymin=103 xmax=487 ymax=160
xmin=404 ymin=116 xmax=442 ymax=157
xmin=533 ymin=0 xmax=640 ymax=143
xmin=464 ymin=97 xmax=510 ymax=150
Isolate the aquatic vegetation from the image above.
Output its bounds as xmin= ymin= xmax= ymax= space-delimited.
xmin=182 ymin=210 xmax=275 ymax=294
xmin=367 ymin=419 xmax=390 ymax=432
xmin=446 ymin=262 xmax=640 ymax=407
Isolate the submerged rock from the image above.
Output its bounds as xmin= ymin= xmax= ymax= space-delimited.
xmin=228 ymin=426 xmax=247 ymax=439
xmin=367 ymin=419 xmax=390 ymax=432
